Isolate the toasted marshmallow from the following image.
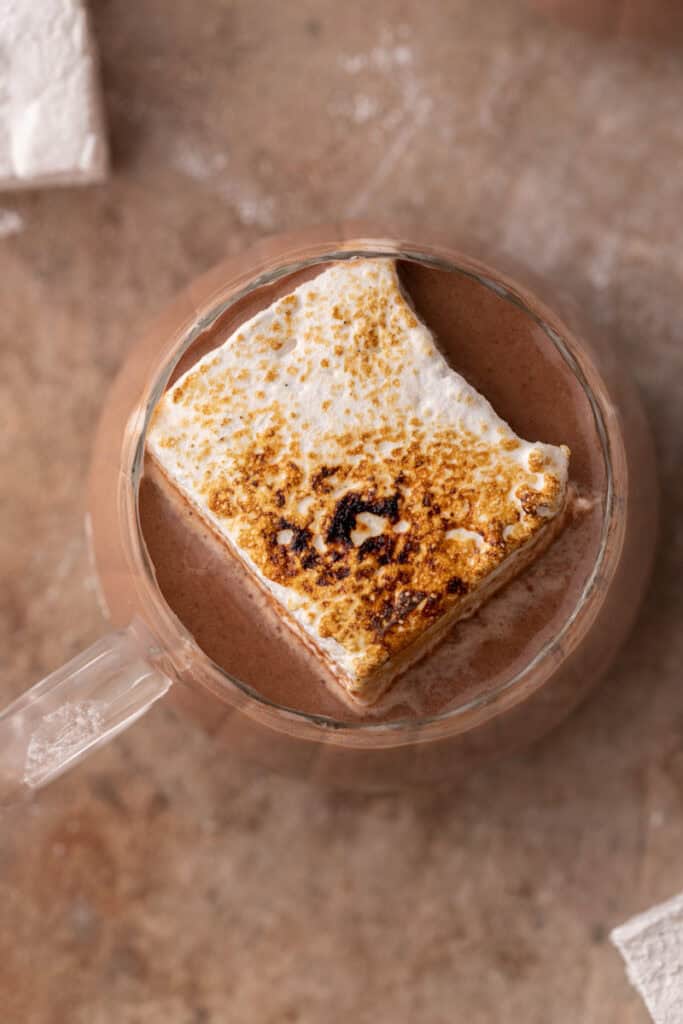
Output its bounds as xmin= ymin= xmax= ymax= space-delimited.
xmin=147 ymin=259 xmax=570 ymax=707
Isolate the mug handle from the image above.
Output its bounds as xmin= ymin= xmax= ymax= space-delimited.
xmin=0 ymin=619 xmax=172 ymax=805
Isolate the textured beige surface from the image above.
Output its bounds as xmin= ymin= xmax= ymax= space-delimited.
xmin=1 ymin=1 xmax=682 ymax=1021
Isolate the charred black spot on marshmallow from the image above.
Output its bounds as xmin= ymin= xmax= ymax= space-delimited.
xmin=326 ymin=491 xmax=400 ymax=546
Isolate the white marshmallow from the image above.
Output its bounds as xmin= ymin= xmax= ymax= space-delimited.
xmin=0 ymin=0 xmax=108 ymax=189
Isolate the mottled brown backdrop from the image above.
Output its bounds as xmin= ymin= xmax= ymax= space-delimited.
xmin=2 ymin=1 xmax=682 ymax=1021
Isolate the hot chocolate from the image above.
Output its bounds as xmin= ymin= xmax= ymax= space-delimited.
xmin=139 ymin=258 xmax=605 ymax=725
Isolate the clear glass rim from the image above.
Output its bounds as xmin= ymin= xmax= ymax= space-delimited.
xmin=123 ymin=239 xmax=619 ymax=738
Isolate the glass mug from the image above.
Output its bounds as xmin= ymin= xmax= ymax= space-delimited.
xmin=0 ymin=225 xmax=657 ymax=799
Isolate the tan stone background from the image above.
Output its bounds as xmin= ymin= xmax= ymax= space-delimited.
xmin=2 ymin=1 xmax=682 ymax=1021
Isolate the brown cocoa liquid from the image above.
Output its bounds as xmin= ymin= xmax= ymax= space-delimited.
xmin=139 ymin=260 xmax=606 ymax=724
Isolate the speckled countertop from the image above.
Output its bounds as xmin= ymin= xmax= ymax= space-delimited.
xmin=2 ymin=2 xmax=682 ymax=1021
